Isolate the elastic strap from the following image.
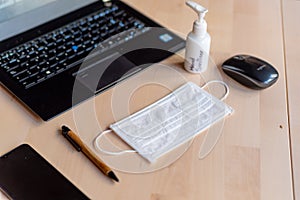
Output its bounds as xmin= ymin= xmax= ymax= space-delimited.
xmin=201 ymin=80 xmax=229 ymax=101
xmin=94 ymin=129 xmax=136 ymax=155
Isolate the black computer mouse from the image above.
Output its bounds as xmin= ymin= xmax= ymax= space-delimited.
xmin=222 ymin=55 xmax=279 ymax=89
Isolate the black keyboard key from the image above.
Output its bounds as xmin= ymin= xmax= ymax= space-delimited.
xmin=36 ymin=75 xmax=46 ymax=83
xmin=28 ymin=66 xmax=40 ymax=76
xmin=77 ymin=50 xmax=86 ymax=57
xmin=16 ymin=70 xmax=31 ymax=81
xmin=39 ymin=59 xmax=47 ymax=66
xmin=37 ymin=46 xmax=45 ymax=52
xmin=114 ymin=10 xmax=125 ymax=17
xmin=21 ymin=76 xmax=36 ymax=87
xmin=85 ymin=46 xmax=94 ymax=52
xmin=58 ymin=58 xmax=67 ymax=65
xmin=49 ymin=62 xmax=58 ymax=69
xmin=8 ymin=58 xmax=18 ymax=66
xmin=57 ymin=45 xmax=66 ymax=53
xmin=57 ymin=51 xmax=65 ymax=58
xmin=91 ymin=29 xmax=99 ymax=36
xmin=20 ymin=62 xmax=30 ymax=69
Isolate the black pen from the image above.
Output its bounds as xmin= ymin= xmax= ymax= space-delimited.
xmin=61 ymin=125 xmax=119 ymax=182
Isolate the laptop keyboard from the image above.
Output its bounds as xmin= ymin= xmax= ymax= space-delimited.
xmin=0 ymin=5 xmax=149 ymax=89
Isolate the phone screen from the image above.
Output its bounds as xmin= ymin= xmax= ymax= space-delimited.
xmin=0 ymin=144 xmax=89 ymax=200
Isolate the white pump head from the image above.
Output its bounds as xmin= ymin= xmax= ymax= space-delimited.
xmin=186 ymin=1 xmax=208 ymax=24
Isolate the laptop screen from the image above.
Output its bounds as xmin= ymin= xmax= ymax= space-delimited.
xmin=0 ymin=0 xmax=97 ymax=41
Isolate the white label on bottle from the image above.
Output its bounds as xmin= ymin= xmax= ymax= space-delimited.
xmin=188 ymin=49 xmax=204 ymax=72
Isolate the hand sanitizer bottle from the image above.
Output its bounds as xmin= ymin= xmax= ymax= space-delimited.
xmin=184 ymin=1 xmax=211 ymax=73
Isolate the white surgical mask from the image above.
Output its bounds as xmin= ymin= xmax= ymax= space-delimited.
xmin=95 ymin=81 xmax=233 ymax=163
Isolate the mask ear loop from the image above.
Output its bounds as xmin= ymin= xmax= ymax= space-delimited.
xmin=201 ymin=80 xmax=230 ymax=101
xmin=94 ymin=130 xmax=136 ymax=155
xmin=198 ymin=80 xmax=231 ymax=159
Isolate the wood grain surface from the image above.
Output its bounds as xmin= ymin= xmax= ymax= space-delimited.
xmin=0 ymin=0 xmax=295 ymax=199
xmin=282 ymin=0 xmax=300 ymax=199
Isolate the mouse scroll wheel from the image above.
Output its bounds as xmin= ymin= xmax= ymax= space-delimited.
xmin=234 ymin=55 xmax=248 ymax=60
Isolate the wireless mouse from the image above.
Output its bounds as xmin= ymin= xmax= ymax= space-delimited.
xmin=222 ymin=55 xmax=279 ymax=89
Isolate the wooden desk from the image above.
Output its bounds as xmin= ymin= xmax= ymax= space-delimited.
xmin=0 ymin=0 xmax=295 ymax=199
xmin=282 ymin=0 xmax=300 ymax=200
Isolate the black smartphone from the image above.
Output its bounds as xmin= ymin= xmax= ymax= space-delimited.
xmin=0 ymin=144 xmax=90 ymax=200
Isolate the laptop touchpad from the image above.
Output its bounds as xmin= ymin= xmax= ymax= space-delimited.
xmin=74 ymin=52 xmax=139 ymax=93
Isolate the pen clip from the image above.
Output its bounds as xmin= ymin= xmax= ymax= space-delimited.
xmin=62 ymin=129 xmax=82 ymax=152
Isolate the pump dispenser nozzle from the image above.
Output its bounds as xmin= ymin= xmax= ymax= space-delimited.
xmin=186 ymin=1 xmax=208 ymax=24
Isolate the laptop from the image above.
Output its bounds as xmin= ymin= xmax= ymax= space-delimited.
xmin=0 ymin=0 xmax=185 ymax=121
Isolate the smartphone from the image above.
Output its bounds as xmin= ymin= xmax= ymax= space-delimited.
xmin=0 ymin=144 xmax=90 ymax=200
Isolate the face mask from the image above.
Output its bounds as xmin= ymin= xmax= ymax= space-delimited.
xmin=95 ymin=81 xmax=233 ymax=163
